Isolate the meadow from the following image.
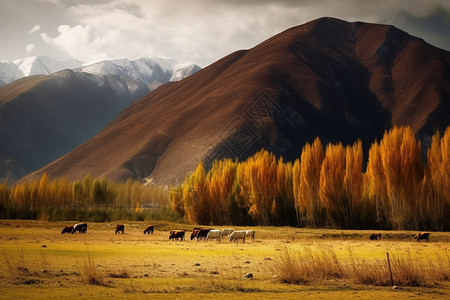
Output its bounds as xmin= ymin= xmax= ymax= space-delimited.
xmin=0 ymin=220 xmax=449 ymax=299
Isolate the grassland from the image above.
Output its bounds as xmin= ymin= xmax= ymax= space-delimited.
xmin=0 ymin=220 xmax=449 ymax=299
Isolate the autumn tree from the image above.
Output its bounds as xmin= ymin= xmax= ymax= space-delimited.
xmin=170 ymin=185 xmax=184 ymax=217
xmin=379 ymin=126 xmax=423 ymax=229
xmin=272 ymin=159 xmax=296 ymax=225
xmin=319 ymin=142 xmax=347 ymax=227
xmin=182 ymin=162 xmax=211 ymax=224
xmin=343 ymin=140 xmax=363 ymax=227
xmin=421 ymin=128 xmax=450 ymax=230
xmin=208 ymin=159 xmax=237 ymax=224
xmin=364 ymin=140 xmax=390 ymax=228
xmin=293 ymin=137 xmax=325 ymax=226
xmin=236 ymin=150 xmax=280 ymax=225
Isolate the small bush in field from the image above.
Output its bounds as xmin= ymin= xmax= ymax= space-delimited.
xmin=83 ymin=254 xmax=106 ymax=286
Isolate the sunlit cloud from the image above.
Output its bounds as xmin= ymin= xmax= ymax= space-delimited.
xmin=28 ymin=25 xmax=41 ymax=35
xmin=40 ymin=24 xmax=113 ymax=63
xmin=25 ymin=43 xmax=35 ymax=53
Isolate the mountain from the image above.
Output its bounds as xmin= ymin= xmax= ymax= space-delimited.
xmin=22 ymin=18 xmax=450 ymax=185
xmin=0 ymin=56 xmax=201 ymax=88
xmin=0 ymin=61 xmax=24 ymax=86
xmin=13 ymin=56 xmax=84 ymax=77
xmin=77 ymin=58 xmax=201 ymax=91
xmin=0 ymin=58 xmax=200 ymax=183
xmin=1 ymin=56 xmax=83 ymax=86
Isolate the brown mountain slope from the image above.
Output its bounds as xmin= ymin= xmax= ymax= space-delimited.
xmin=23 ymin=17 xmax=450 ymax=184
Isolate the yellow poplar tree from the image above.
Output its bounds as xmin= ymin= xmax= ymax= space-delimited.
xmin=295 ymin=137 xmax=325 ymax=226
xmin=183 ymin=162 xmax=210 ymax=224
xmin=380 ymin=126 xmax=423 ymax=229
xmin=343 ymin=140 xmax=363 ymax=226
xmin=319 ymin=143 xmax=346 ymax=227
xmin=364 ymin=140 xmax=389 ymax=228
xmin=422 ymin=127 xmax=450 ymax=230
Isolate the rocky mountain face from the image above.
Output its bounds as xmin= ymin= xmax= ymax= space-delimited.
xmin=21 ymin=18 xmax=450 ymax=185
xmin=0 ymin=58 xmax=200 ymax=182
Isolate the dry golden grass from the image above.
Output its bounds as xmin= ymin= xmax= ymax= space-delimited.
xmin=272 ymin=245 xmax=450 ymax=287
xmin=0 ymin=220 xmax=449 ymax=299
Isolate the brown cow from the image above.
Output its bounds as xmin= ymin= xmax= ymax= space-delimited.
xmin=144 ymin=225 xmax=154 ymax=235
xmin=61 ymin=225 xmax=74 ymax=234
xmin=115 ymin=224 xmax=125 ymax=234
xmin=369 ymin=233 xmax=381 ymax=240
xmin=415 ymin=232 xmax=430 ymax=242
xmin=191 ymin=229 xmax=201 ymax=240
xmin=169 ymin=230 xmax=185 ymax=241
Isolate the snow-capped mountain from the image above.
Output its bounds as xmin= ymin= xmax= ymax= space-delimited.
xmin=0 ymin=61 xmax=24 ymax=86
xmin=0 ymin=56 xmax=83 ymax=86
xmin=0 ymin=56 xmax=201 ymax=89
xmin=77 ymin=58 xmax=201 ymax=91
xmin=13 ymin=56 xmax=83 ymax=76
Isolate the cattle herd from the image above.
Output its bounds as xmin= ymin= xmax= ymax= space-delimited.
xmin=61 ymin=224 xmax=430 ymax=243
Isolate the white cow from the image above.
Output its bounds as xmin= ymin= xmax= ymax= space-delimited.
xmin=229 ymin=230 xmax=246 ymax=243
xmin=245 ymin=230 xmax=255 ymax=241
xmin=221 ymin=228 xmax=234 ymax=239
xmin=207 ymin=229 xmax=222 ymax=242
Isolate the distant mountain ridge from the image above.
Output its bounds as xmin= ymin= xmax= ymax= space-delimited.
xmin=14 ymin=56 xmax=84 ymax=77
xmin=77 ymin=58 xmax=201 ymax=91
xmin=22 ymin=17 xmax=449 ymax=185
xmin=0 ymin=56 xmax=201 ymax=183
xmin=0 ymin=56 xmax=200 ymax=89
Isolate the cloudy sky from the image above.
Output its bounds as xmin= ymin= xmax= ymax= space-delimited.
xmin=1 ymin=0 xmax=449 ymax=67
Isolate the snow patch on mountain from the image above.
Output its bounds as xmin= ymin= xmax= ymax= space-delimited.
xmin=13 ymin=56 xmax=83 ymax=76
xmin=0 ymin=61 xmax=24 ymax=86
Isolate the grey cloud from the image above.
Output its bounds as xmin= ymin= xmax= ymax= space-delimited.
xmin=116 ymin=3 xmax=146 ymax=19
xmin=1 ymin=0 xmax=449 ymax=65
xmin=391 ymin=7 xmax=450 ymax=50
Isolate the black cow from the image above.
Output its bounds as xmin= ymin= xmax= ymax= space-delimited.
xmin=415 ymin=232 xmax=430 ymax=242
xmin=73 ymin=223 xmax=87 ymax=234
xmin=115 ymin=224 xmax=125 ymax=234
xmin=61 ymin=225 xmax=74 ymax=234
xmin=369 ymin=233 xmax=381 ymax=240
xmin=196 ymin=229 xmax=210 ymax=241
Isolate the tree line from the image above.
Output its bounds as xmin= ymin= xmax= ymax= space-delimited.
xmin=170 ymin=126 xmax=449 ymax=230
xmin=0 ymin=175 xmax=174 ymax=221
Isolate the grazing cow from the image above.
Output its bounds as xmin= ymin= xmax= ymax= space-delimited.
xmin=144 ymin=225 xmax=154 ymax=235
xmin=206 ymin=230 xmax=222 ymax=242
xmin=115 ymin=224 xmax=125 ymax=234
xmin=229 ymin=230 xmax=246 ymax=243
xmin=61 ymin=225 xmax=74 ymax=234
xmin=169 ymin=230 xmax=185 ymax=241
xmin=191 ymin=229 xmax=201 ymax=240
xmin=369 ymin=233 xmax=382 ymax=240
xmin=245 ymin=230 xmax=255 ymax=241
xmin=221 ymin=228 xmax=234 ymax=238
xmin=415 ymin=232 xmax=430 ymax=242
xmin=73 ymin=223 xmax=87 ymax=234
xmin=197 ymin=229 xmax=211 ymax=241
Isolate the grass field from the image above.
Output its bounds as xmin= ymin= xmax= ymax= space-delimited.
xmin=0 ymin=220 xmax=449 ymax=299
